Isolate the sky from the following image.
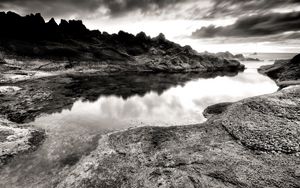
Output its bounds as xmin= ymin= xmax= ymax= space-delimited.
xmin=0 ymin=0 xmax=300 ymax=53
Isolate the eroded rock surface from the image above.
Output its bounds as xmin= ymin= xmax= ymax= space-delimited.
xmin=221 ymin=86 xmax=300 ymax=153
xmin=57 ymin=86 xmax=300 ymax=188
xmin=0 ymin=117 xmax=45 ymax=167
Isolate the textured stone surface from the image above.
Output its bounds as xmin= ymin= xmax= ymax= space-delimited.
xmin=203 ymin=102 xmax=233 ymax=118
xmin=0 ymin=118 xmax=45 ymax=167
xmin=221 ymin=86 xmax=300 ymax=153
xmin=57 ymin=86 xmax=300 ymax=188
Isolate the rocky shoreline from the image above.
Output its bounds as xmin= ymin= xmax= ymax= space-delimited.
xmin=1 ymin=54 xmax=298 ymax=187
xmin=1 ymin=55 xmax=300 ymax=187
xmin=0 ymin=49 xmax=299 ymax=187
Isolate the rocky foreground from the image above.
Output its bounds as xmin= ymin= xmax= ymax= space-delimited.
xmin=56 ymin=86 xmax=300 ymax=188
xmin=1 ymin=84 xmax=299 ymax=187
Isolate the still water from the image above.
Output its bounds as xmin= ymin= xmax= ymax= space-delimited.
xmin=34 ymin=61 xmax=277 ymax=127
xmin=0 ymin=61 xmax=279 ymax=187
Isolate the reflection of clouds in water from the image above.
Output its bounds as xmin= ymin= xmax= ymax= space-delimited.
xmin=234 ymin=61 xmax=275 ymax=83
xmin=35 ymin=62 xmax=277 ymax=130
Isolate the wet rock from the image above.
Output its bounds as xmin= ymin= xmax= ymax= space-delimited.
xmin=0 ymin=117 xmax=45 ymax=167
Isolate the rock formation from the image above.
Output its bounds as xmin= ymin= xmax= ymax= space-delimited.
xmin=259 ymin=54 xmax=300 ymax=87
xmin=0 ymin=11 xmax=244 ymax=73
xmin=216 ymin=51 xmax=260 ymax=61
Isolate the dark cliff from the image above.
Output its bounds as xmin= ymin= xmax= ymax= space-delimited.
xmin=0 ymin=11 xmax=244 ymax=73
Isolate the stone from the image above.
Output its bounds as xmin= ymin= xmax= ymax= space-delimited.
xmin=0 ymin=117 xmax=45 ymax=167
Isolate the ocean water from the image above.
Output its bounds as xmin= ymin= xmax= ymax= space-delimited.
xmin=245 ymin=52 xmax=297 ymax=61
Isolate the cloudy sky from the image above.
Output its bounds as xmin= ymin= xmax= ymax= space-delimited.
xmin=1 ymin=0 xmax=300 ymax=53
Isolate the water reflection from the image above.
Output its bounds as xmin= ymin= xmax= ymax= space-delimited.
xmin=35 ymin=61 xmax=277 ymax=127
xmin=0 ymin=61 xmax=278 ymax=187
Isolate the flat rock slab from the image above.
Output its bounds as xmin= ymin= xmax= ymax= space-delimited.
xmin=0 ymin=86 xmax=21 ymax=95
xmin=221 ymin=86 xmax=300 ymax=153
xmin=0 ymin=118 xmax=45 ymax=167
xmin=57 ymin=86 xmax=300 ymax=188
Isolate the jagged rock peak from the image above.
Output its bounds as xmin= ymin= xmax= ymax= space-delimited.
xmin=47 ymin=18 xmax=58 ymax=26
xmin=155 ymin=33 xmax=166 ymax=41
xmin=291 ymin=54 xmax=300 ymax=64
xmin=59 ymin=19 xmax=68 ymax=26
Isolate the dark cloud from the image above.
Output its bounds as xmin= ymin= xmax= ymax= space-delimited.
xmin=0 ymin=0 xmax=299 ymax=22
xmin=207 ymin=0 xmax=300 ymax=18
xmin=99 ymin=0 xmax=185 ymax=16
xmin=0 ymin=0 xmax=185 ymax=18
xmin=192 ymin=11 xmax=300 ymax=38
xmin=0 ymin=0 xmax=100 ymax=17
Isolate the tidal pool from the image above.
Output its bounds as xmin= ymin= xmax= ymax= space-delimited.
xmin=34 ymin=61 xmax=277 ymax=127
xmin=0 ymin=61 xmax=278 ymax=187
